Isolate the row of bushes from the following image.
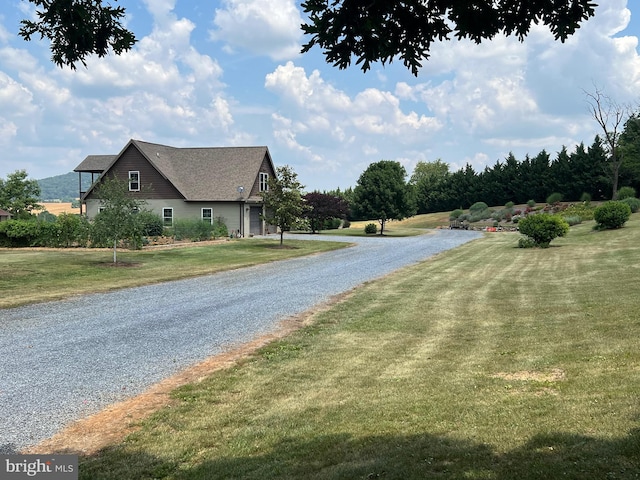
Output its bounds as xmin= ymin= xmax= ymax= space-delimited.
xmin=169 ymin=218 xmax=228 ymax=241
xmin=452 ymin=195 xmax=640 ymax=228
xmin=0 ymin=212 xmax=229 ymax=248
xmin=518 ymin=200 xmax=633 ymax=248
xmin=0 ymin=213 xmax=92 ymax=247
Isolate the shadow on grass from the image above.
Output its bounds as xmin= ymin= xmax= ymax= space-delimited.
xmin=79 ymin=429 xmax=640 ymax=480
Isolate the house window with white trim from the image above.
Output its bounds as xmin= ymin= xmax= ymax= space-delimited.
xmin=259 ymin=172 xmax=269 ymax=192
xmin=202 ymin=208 xmax=213 ymax=224
xmin=129 ymin=171 xmax=140 ymax=191
xmin=163 ymin=208 xmax=173 ymax=226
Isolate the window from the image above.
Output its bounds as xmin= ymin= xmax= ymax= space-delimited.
xmin=129 ymin=171 xmax=140 ymax=191
xmin=202 ymin=208 xmax=213 ymax=224
xmin=163 ymin=208 xmax=173 ymax=226
xmin=259 ymin=172 xmax=269 ymax=192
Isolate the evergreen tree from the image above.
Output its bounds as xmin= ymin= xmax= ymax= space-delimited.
xmin=586 ymin=137 xmax=612 ymax=200
xmin=550 ymin=146 xmax=572 ymax=200
xmin=619 ymin=113 xmax=640 ymax=194
xmin=410 ymin=159 xmax=450 ymax=214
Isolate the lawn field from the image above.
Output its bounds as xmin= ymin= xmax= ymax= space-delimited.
xmin=0 ymin=239 xmax=347 ymax=309
xmin=75 ymin=217 xmax=640 ymax=479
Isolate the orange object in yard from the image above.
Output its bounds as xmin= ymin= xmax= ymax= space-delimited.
xmin=486 ymin=227 xmax=497 ymax=232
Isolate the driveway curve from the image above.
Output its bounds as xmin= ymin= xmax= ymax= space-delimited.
xmin=0 ymin=229 xmax=480 ymax=453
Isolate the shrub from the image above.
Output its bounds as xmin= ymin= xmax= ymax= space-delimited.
xmin=0 ymin=219 xmax=41 ymax=247
xmin=364 ymin=223 xmax=377 ymax=234
xmin=450 ymin=209 xmax=464 ymax=220
xmin=171 ymin=219 xmax=213 ymax=241
xmin=469 ymin=201 xmax=488 ymax=213
xmin=621 ymin=197 xmax=640 ymax=213
xmin=55 ymin=213 xmax=90 ymax=247
xmin=137 ymin=211 xmax=164 ymax=237
xmin=469 ymin=208 xmax=492 ymax=223
xmin=546 ymin=192 xmax=563 ymax=204
xmin=517 ymin=236 xmax=536 ymax=248
xmin=617 ymin=186 xmax=636 ymax=200
xmin=527 ymin=199 xmax=536 ymax=207
xmin=323 ymin=217 xmax=342 ymax=230
xmin=343 ymin=220 xmax=351 ymax=229
xmin=594 ymin=201 xmax=632 ymax=229
xmin=562 ymin=203 xmax=595 ymax=221
xmin=518 ymin=214 xmax=569 ymax=248
xmin=562 ymin=215 xmax=582 ymax=226
xmin=505 ymin=201 xmax=515 ymax=209
xmin=491 ymin=210 xmax=505 ymax=222
xmin=580 ymin=192 xmax=592 ymax=204
xmin=213 ymin=217 xmax=229 ymax=238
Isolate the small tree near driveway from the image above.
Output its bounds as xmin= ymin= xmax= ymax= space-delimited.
xmin=352 ymin=160 xmax=416 ymax=235
xmin=91 ymin=176 xmax=147 ymax=263
xmin=261 ymin=165 xmax=306 ymax=246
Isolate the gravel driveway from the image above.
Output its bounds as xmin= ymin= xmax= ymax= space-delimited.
xmin=0 ymin=230 xmax=480 ymax=453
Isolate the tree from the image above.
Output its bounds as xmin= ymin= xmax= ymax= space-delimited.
xmin=261 ymin=165 xmax=306 ymax=246
xmin=303 ymin=192 xmax=350 ymax=233
xmin=585 ymin=87 xmax=630 ymax=200
xmin=0 ymin=170 xmax=42 ymax=219
xmin=301 ymin=0 xmax=597 ymax=75
xmin=19 ymin=0 xmax=135 ymax=69
xmin=90 ymin=176 xmax=146 ymax=263
xmin=352 ymin=160 xmax=415 ymax=235
xmin=20 ymin=1 xmax=595 ymax=73
xmin=618 ymin=113 xmax=640 ymax=195
xmin=410 ymin=159 xmax=449 ymax=214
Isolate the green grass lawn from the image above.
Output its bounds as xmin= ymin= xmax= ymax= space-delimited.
xmin=77 ymin=217 xmax=640 ymax=479
xmin=0 ymin=239 xmax=348 ymax=309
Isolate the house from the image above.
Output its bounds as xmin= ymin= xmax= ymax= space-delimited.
xmin=74 ymin=139 xmax=277 ymax=236
xmin=0 ymin=208 xmax=11 ymax=222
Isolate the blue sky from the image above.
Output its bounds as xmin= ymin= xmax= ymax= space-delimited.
xmin=0 ymin=1 xmax=639 ymax=192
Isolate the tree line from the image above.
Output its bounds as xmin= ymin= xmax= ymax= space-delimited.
xmin=321 ymin=128 xmax=640 ymax=221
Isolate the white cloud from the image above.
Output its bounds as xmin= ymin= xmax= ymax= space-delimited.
xmin=266 ymin=62 xmax=440 ymax=141
xmin=0 ymin=119 xmax=17 ymax=144
xmin=0 ymin=72 xmax=36 ymax=114
xmin=1 ymin=0 xmax=639 ymax=192
xmin=211 ymin=0 xmax=302 ymax=60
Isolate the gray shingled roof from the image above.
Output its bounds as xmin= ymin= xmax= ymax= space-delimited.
xmin=77 ymin=140 xmax=274 ymax=202
xmin=74 ymin=155 xmax=117 ymax=172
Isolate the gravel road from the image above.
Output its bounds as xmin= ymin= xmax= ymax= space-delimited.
xmin=0 ymin=230 xmax=480 ymax=454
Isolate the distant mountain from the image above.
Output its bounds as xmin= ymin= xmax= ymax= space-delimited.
xmin=37 ymin=172 xmax=92 ymax=201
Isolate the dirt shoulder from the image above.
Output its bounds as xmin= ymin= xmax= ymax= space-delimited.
xmin=21 ymin=292 xmax=350 ymax=456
